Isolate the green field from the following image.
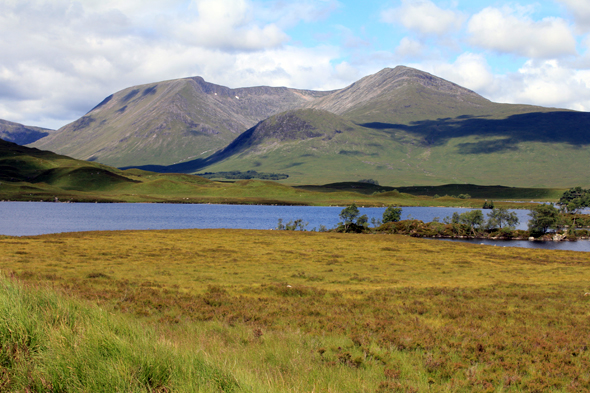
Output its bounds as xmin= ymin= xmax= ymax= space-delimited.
xmin=1 ymin=229 xmax=589 ymax=391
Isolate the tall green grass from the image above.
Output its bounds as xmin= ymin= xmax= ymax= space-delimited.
xmin=0 ymin=274 xmax=240 ymax=392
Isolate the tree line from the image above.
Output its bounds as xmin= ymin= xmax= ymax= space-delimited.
xmin=276 ymin=186 xmax=590 ymax=240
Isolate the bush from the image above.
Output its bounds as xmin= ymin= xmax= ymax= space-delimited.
xmin=276 ymin=218 xmax=308 ymax=231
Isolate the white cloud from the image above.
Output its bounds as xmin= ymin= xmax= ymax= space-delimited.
xmin=171 ymin=0 xmax=288 ymax=51
xmin=261 ymin=0 xmax=341 ymax=28
xmin=467 ymin=7 xmax=577 ymax=59
xmin=381 ymin=0 xmax=465 ymax=36
xmin=0 ymin=0 xmax=347 ymax=128
xmin=559 ymin=0 xmax=590 ymax=31
xmin=505 ymin=60 xmax=590 ymax=110
xmin=395 ymin=37 xmax=426 ymax=59
xmin=428 ymin=53 xmax=496 ymax=95
xmin=415 ymin=55 xmax=590 ymax=112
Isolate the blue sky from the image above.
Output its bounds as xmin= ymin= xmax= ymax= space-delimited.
xmin=1 ymin=0 xmax=590 ymax=129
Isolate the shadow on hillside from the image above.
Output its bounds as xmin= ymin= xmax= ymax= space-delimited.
xmin=122 ymin=111 xmax=590 ymax=173
xmin=360 ymin=111 xmax=590 ymax=154
xmin=120 ymin=126 xmax=258 ymax=173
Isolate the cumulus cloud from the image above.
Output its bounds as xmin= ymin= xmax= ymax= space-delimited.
xmin=0 ymin=0 xmax=346 ymax=128
xmin=172 ymin=0 xmax=288 ymax=51
xmin=261 ymin=0 xmax=341 ymax=28
xmin=381 ymin=0 xmax=465 ymax=36
xmin=415 ymin=55 xmax=590 ymax=112
xmin=428 ymin=53 xmax=497 ymax=95
xmin=467 ymin=7 xmax=577 ymax=59
xmin=504 ymin=60 xmax=590 ymax=110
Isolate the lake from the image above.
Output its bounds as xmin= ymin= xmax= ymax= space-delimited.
xmin=1 ymin=202 xmax=587 ymax=251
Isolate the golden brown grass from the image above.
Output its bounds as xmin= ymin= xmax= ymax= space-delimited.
xmin=2 ymin=229 xmax=590 ymax=392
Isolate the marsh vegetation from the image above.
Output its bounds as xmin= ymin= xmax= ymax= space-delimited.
xmin=1 ymin=228 xmax=589 ymax=391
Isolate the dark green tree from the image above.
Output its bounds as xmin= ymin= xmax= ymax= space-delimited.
xmin=528 ymin=204 xmax=561 ymax=237
xmin=458 ymin=210 xmax=485 ymax=236
xmin=339 ymin=202 xmax=359 ymax=229
xmin=338 ymin=203 xmax=369 ymax=232
xmin=382 ymin=206 xmax=402 ymax=223
xmin=558 ymin=187 xmax=590 ymax=213
xmin=487 ymin=207 xmax=519 ymax=230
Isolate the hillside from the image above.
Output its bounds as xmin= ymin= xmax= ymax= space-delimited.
xmin=129 ymin=105 xmax=590 ymax=188
xmin=3 ymin=138 xmax=553 ymax=206
xmin=0 ymin=118 xmax=53 ymax=145
xmin=29 ymin=77 xmax=331 ymax=167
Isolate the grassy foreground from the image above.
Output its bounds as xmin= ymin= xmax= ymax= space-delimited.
xmin=2 ymin=229 xmax=590 ymax=392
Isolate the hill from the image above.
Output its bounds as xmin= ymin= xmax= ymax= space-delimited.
xmin=128 ymin=104 xmax=590 ymax=188
xmin=0 ymin=118 xmax=53 ymax=145
xmin=3 ymin=138 xmax=554 ymax=206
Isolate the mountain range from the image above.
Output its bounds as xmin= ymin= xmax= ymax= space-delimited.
xmin=16 ymin=66 xmax=590 ymax=187
xmin=0 ymin=119 xmax=52 ymax=146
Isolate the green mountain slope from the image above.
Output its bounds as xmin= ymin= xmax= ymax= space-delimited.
xmin=126 ymin=104 xmax=590 ymax=188
xmin=0 ymin=138 xmax=565 ymax=205
xmin=29 ymin=77 xmax=331 ymax=167
xmin=0 ymin=119 xmax=53 ymax=145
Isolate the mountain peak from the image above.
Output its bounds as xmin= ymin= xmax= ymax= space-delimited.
xmin=307 ymin=65 xmax=490 ymax=123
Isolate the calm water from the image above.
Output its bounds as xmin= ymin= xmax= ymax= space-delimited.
xmin=1 ymin=202 xmax=587 ymax=251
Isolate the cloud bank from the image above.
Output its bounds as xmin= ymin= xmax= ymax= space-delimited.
xmin=1 ymin=0 xmax=590 ymax=129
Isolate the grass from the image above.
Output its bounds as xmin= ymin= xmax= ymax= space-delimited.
xmin=0 ymin=273 xmax=240 ymax=392
xmin=1 ymin=229 xmax=590 ymax=391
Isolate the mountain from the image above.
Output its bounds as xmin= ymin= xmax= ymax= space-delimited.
xmin=307 ymin=66 xmax=552 ymax=123
xmin=189 ymin=109 xmax=590 ymax=187
xmin=0 ymin=119 xmax=53 ymax=145
xmin=29 ymin=66 xmax=590 ymax=187
xmin=29 ymin=77 xmax=331 ymax=167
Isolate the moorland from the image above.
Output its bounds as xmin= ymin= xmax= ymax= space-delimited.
xmin=1 ymin=229 xmax=589 ymax=392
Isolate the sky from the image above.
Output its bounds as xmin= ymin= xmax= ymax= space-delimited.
xmin=2 ymin=0 xmax=590 ymax=130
